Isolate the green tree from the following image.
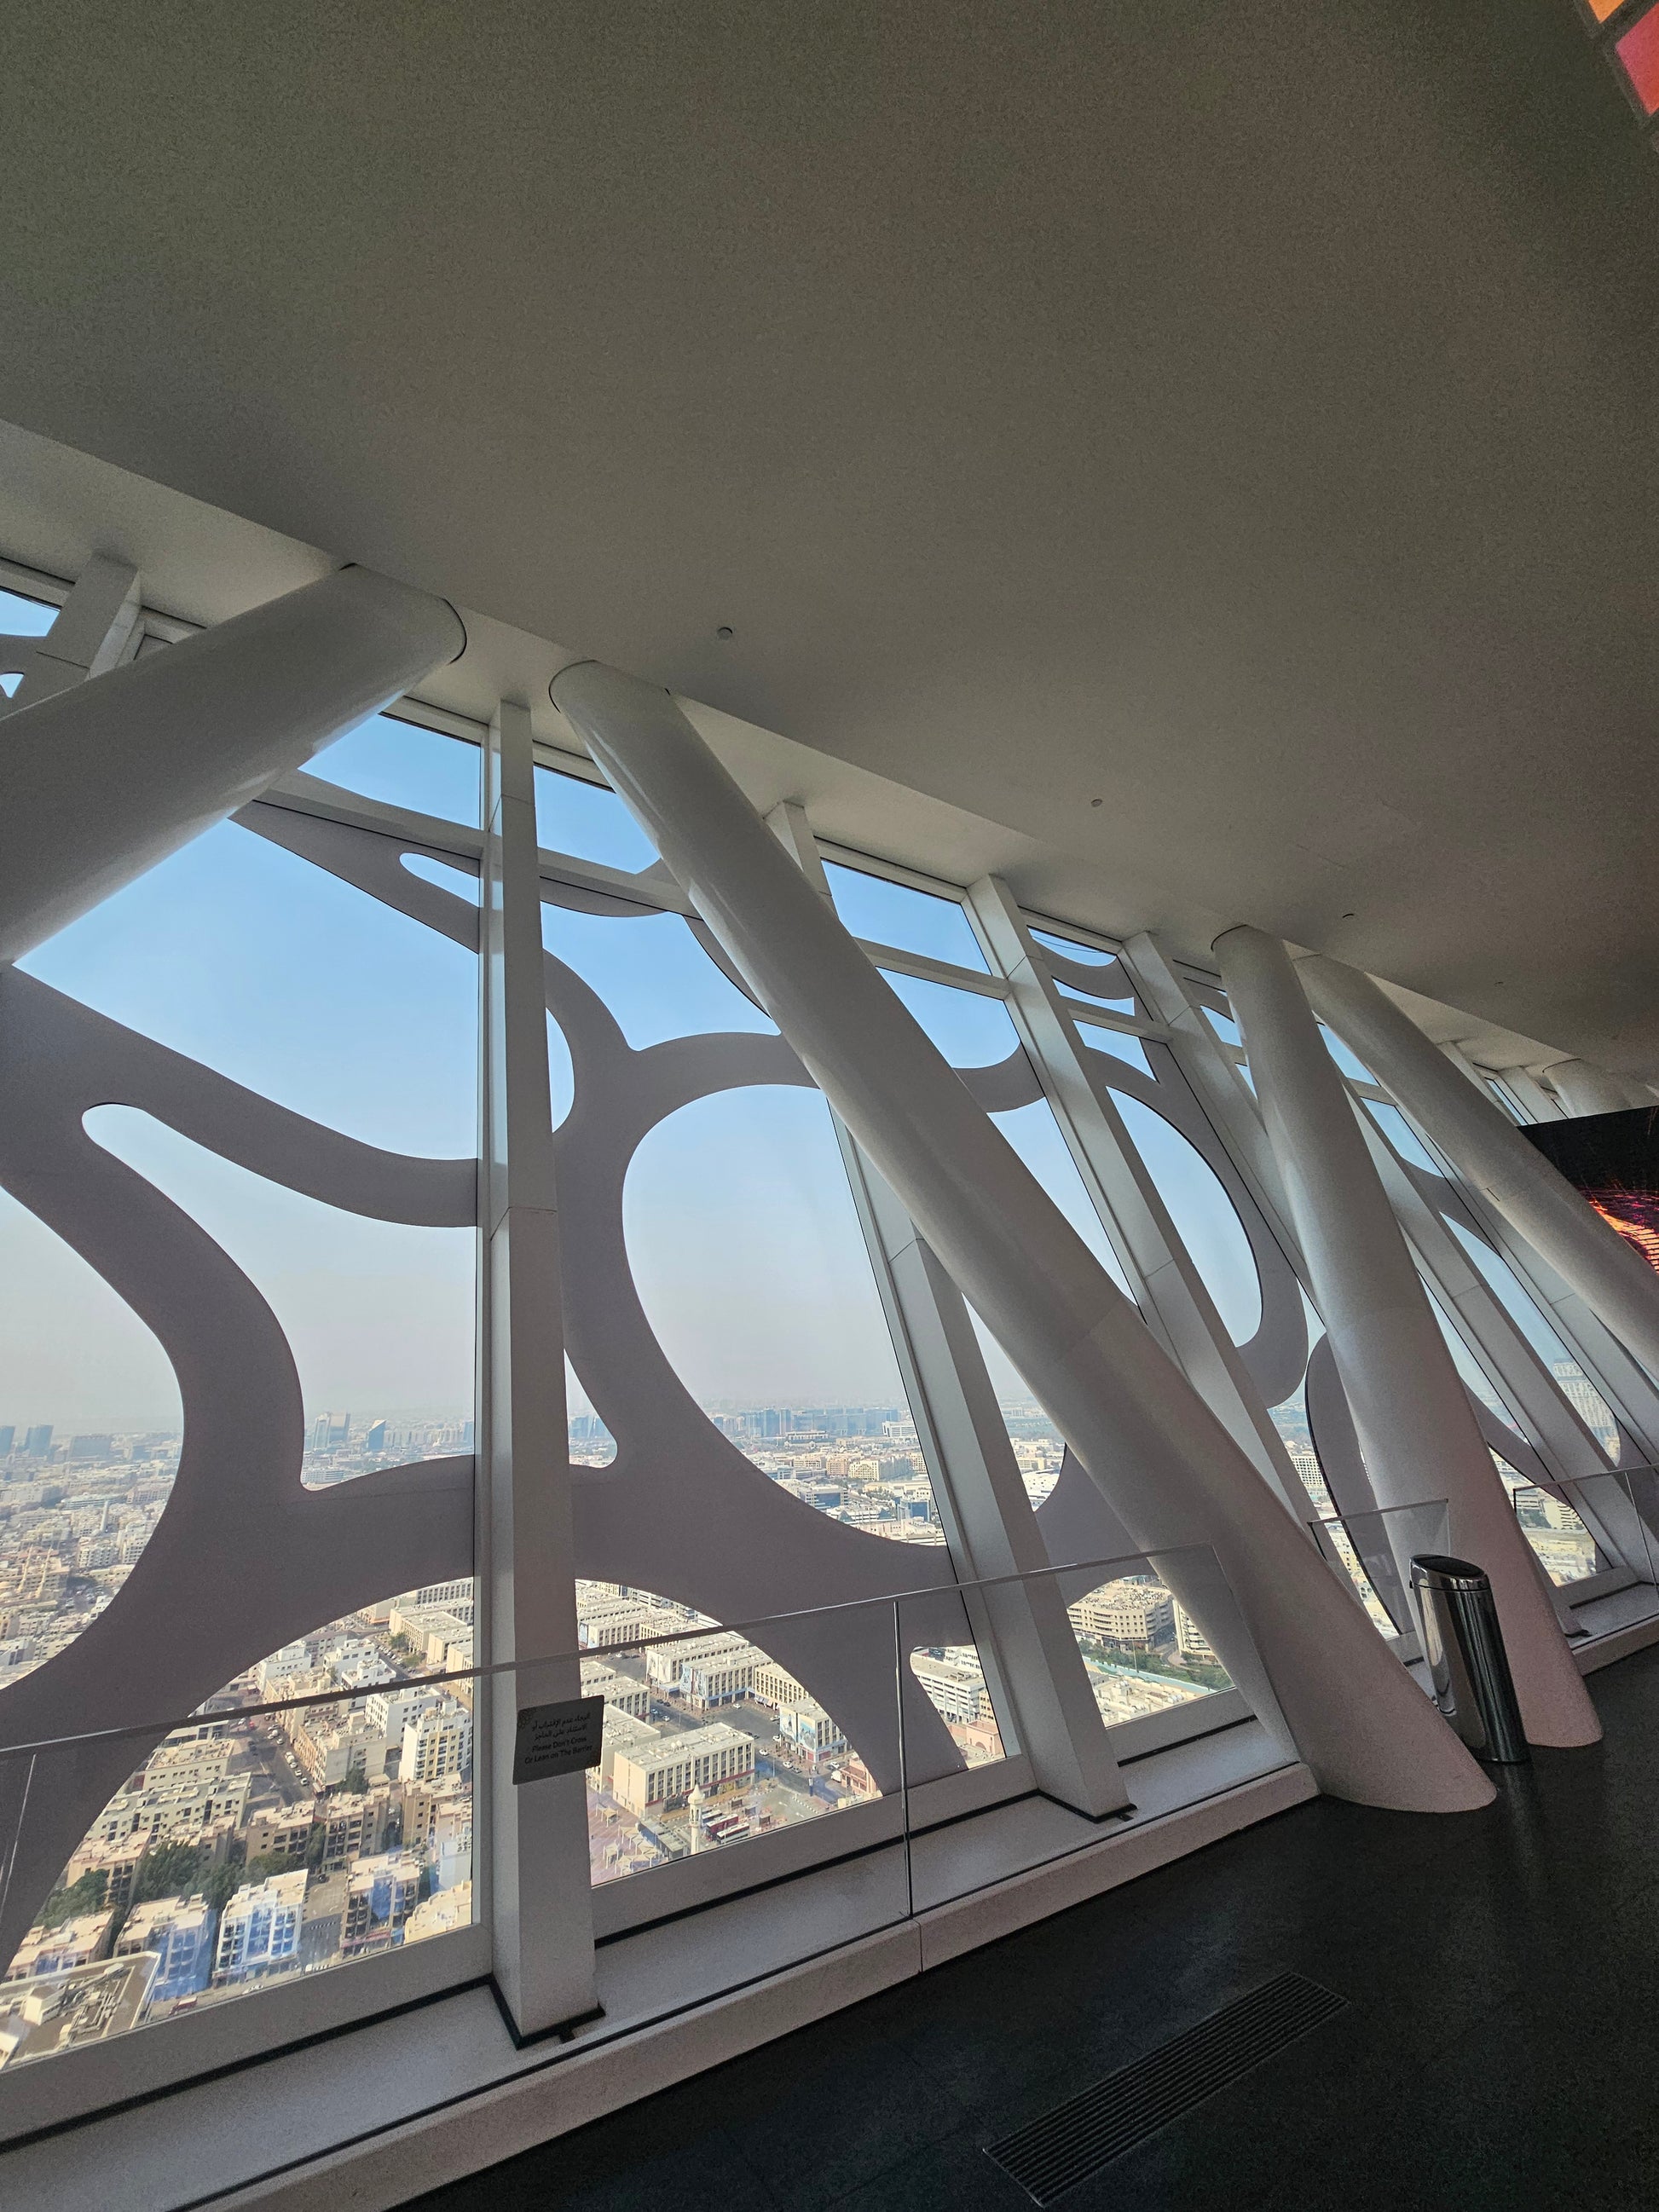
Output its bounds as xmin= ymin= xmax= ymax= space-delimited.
xmin=37 ymin=1868 xmax=108 ymax=1927
xmin=130 ymin=1841 xmax=204 ymax=1904
xmin=201 ymin=1861 xmax=242 ymax=1913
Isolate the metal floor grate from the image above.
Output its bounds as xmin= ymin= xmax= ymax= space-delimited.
xmin=984 ymin=1971 xmax=1350 ymax=2204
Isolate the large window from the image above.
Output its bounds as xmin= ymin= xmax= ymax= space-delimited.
xmin=5 ymin=559 xmax=1656 ymax=2119
xmin=0 ymin=723 xmax=482 ymax=2069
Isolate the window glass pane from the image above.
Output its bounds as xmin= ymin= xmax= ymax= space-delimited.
xmin=625 ymin=1089 xmax=912 ymax=1416
xmin=0 ymin=584 xmax=60 ymax=634
xmin=1502 ymin=1474 xmax=1601 ymax=1585
xmin=880 ymin=970 xmax=1019 ymax=1066
xmin=1320 ymin=1023 xmax=1374 ymax=1083
xmin=3 ymin=1643 xmax=476 ymax=2059
xmin=535 ymin=765 xmax=658 ymax=872
xmin=0 ymin=1192 xmax=182 ymax=1681
xmin=85 ymin=1110 xmax=475 ymax=1490
xmin=991 ymin=1104 xmax=1136 ymax=1298
xmin=1107 ymin=1092 xmax=1261 ymax=1343
xmin=1440 ymin=1220 xmax=1621 ymax=1453
xmin=1027 ymin=927 xmax=1118 ymax=969
xmin=1082 ymin=1033 xmax=1153 ymax=1080
xmin=1363 ymin=1098 xmax=1437 ymax=1172
xmin=401 ymin=854 xmax=480 ymax=907
xmin=20 ymin=820 xmax=477 ymax=1156
xmin=579 ymin=1589 xmax=889 ymax=1885
xmin=909 ymin=1643 xmax=1007 ymax=1765
xmin=1204 ymin=1006 xmax=1244 ymax=1050
xmin=309 ymin=714 xmax=481 ymax=828
xmin=1066 ymin=1568 xmax=1233 ymax=1725
xmin=824 ymin=863 xmax=987 ymax=972
xmin=1056 ymin=978 xmax=1139 ymax=1016
xmin=566 ymin=1358 xmax=616 ymax=1465
xmin=544 ymin=906 xmax=775 ymax=1049
xmin=1 ymin=816 xmax=478 ymax=2037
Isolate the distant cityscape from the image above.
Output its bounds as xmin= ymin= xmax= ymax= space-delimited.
xmin=0 ymin=1372 xmax=1601 ymax=2070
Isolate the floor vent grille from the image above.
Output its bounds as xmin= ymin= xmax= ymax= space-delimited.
xmin=984 ymin=1971 xmax=1349 ymax=2204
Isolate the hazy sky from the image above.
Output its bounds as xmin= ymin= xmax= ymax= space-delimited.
xmin=2 ymin=691 xmax=1264 ymax=1435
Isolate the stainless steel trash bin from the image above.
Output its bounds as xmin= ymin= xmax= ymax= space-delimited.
xmin=1409 ymin=1554 xmax=1529 ymax=1765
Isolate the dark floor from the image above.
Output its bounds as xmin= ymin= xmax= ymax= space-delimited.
xmin=414 ymin=1648 xmax=1659 ymax=2211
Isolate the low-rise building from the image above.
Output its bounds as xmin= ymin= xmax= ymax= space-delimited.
xmin=291 ymin=1709 xmax=389 ymax=1792
xmin=342 ymin=1851 xmax=424 ymax=1950
xmin=3 ymin=1913 xmax=115 ymax=1982
xmin=405 ymin=1879 xmax=472 ymax=1943
xmin=113 ymin=1894 xmax=215 ymax=2001
xmin=214 ymin=1872 xmax=305 ymax=1983
xmin=645 ymin=1631 xmax=759 ymax=1708
xmin=610 ymin=1722 xmax=755 ymax=1814
xmin=61 ymin=1834 xmax=150 ymax=1915
xmin=575 ymin=1595 xmax=685 ymax=1650
xmin=1174 ymin=1604 xmax=1219 ymax=1666
xmin=315 ymin=1782 xmax=397 ymax=1871
xmin=578 ymin=1660 xmax=651 ymax=1718
xmin=244 ymin=1801 xmax=317 ymax=1866
xmin=775 ymin=1698 xmax=847 ymax=1766
xmin=1068 ymin=1580 xmax=1176 ymax=1650
xmin=751 ymin=1660 xmax=812 ymax=1709
xmin=910 ymin=1651 xmax=988 ymax=1725
xmin=591 ymin=1708 xmax=661 ymax=1790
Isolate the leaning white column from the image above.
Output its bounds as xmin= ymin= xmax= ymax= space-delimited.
xmin=1298 ymin=955 xmax=1659 ymax=1389
xmin=1544 ymin=1060 xmax=1636 ymax=1118
xmin=550 ymin=661 xmax=1491 ymax=1813
xmin=0 ymin=565 xmax=464 ymax=962
xmin=1214 ymin=927 xmax=1598 ymax=1749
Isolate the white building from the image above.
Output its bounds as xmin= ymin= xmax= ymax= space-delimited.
xmin=214 ymin=1873 xmax=305 ymax=1983
xmin=401 ymin=1699 xmax=473 ymax=1785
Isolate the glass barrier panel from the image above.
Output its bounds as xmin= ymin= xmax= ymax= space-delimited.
xmin=575 ymin=1593 xmax=909 ymax=1890
xmin=1501 ymin=1473 xmax=1603 ymax=1585
xmin=1057 ymin=1562 xmax=1232 ymax=1729
xmin=898 ymin=1545 xmax=1286 ymax=1920
xmin=1309 ymin=1500 xmax=1451 ymax=1639
xmin=0 ymin=1675 xmax=476 ymax=2070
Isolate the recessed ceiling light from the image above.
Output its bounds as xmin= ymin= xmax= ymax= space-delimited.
xmin=715 ymin=626 xmax=734 ymax=641
xmin=1090 ymin=797 xmax=1102 ymax=807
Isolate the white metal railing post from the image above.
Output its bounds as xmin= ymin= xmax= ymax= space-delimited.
xmin=478 ymin=702 xmax=598 ymax=2037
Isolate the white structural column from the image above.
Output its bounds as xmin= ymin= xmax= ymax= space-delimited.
xmin=765 ymin=804 xmax=1130 ymax=1817
xmin=1129 ymin=931 xmax=1304 ymax=1268
xmin=971 ymin=880 xmax=1305 ymax=1515
xmin=0 ymin=553 xmax=142 ymax=713
xmin=839 ymin=1142 xmax=1134 ymax=1817
xmin=1215 ymin=927 xmax=1598 ymax=1748
xmin=0 ymin=565 xmax=463 ymax=963
xmin=1545 ymin=1060 xmax=1639 ymax=1118
xmin=552 ymin=662 xmax=1492 ymax=1813
xmin=1298 ymin=956 xmax=1659 ymax=1392
xmin=765 ymin=796 xmax=1132 ymax=1813
xmin=478 ymin=702 xmax=598 ymax=2036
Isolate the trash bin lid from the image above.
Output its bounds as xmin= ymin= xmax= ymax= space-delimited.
xmin=1409 ymin=1553 xmax=1488 ymax=1590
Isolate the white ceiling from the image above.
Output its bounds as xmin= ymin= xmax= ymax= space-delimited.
xmin=2 ymin=0 xmax=1656 ymax=1071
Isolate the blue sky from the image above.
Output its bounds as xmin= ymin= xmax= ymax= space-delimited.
xmin=2 ymin=712 xmax=1265 ymax=1433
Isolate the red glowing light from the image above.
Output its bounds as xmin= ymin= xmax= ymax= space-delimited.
xmin=1615 ymin=5 xmax=1659 ymax=115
